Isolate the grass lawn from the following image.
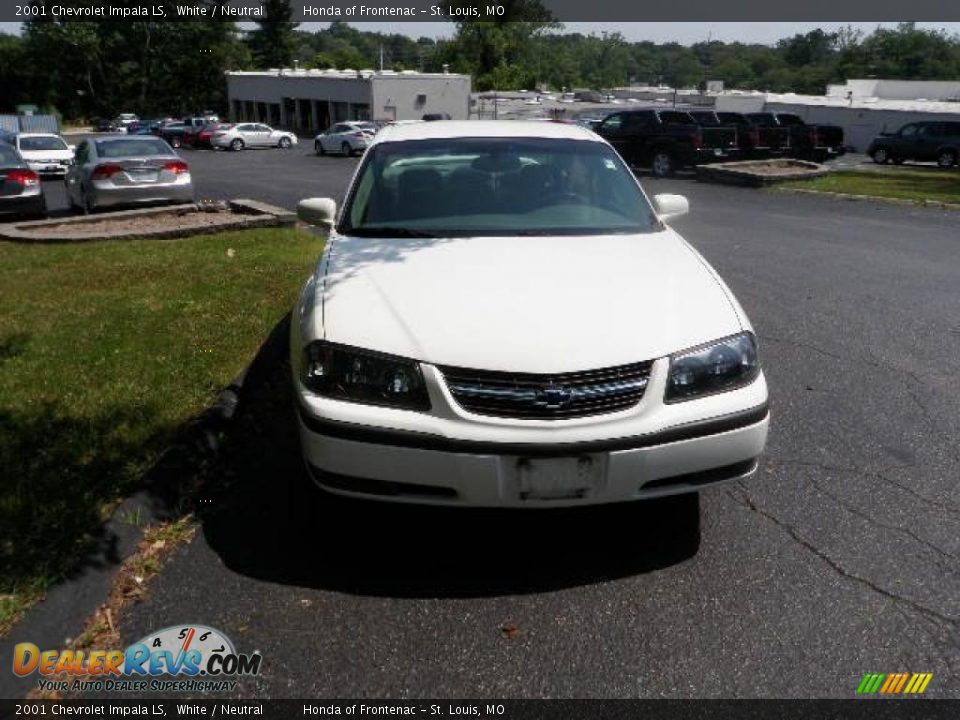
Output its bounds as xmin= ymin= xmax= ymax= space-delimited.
xmin=0 ymin=227 xmax=323 ymax=633
xmin=780 ymin=168 xmax=960 ymax=205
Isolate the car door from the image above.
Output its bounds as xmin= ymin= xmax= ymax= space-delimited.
xmin=894 ymin=123 xmax=920 ymax=159
xmin=254 ymin=124 xmax=274 ymax=147
xmin=324 ymin=124 xmax=346 ymax=153
xmin=596 ymin=114 xmax=629 ymax=161
xmin=65 ymin=141 xmax=90 ymax=204
xmin=913 ymin=123 xmax=943 ymax=161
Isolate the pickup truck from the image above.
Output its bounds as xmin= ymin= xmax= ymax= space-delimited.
xmin=689 ymin=110 xmax=790 ymax=156
xmin=595 ymin=108 xmax=739 ymax=176
xmin=745 ymin=112 xmax=844 ymax=161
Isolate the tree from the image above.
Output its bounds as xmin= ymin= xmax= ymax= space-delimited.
xmin=247 ymin=0 xmax=299 ymax=69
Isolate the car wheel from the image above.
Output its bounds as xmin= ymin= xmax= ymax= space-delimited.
xmin=937 ymin=150 xmax=957 ymax=169
xmin=342 ymin=142 xmax=353 ymax=157
xmin=892 ymin=157 xmax=905 ymax=165
xmin=871 ymin=147 xmax=890 ymax=164
xmin=231 ymin=138 xmax=244 ymax=151
xmin=651 ymin=150 xmax=675 ymax=177
xmin=315 ymin=141 xmax=325 ymax=156
xmin=279 ymin=136 xmax=292 ymax=149
xmin=170 ymin=136 xmax=182 ymax=149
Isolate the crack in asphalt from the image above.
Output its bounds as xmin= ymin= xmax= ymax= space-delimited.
xmin=727 ymin=481 xmax=958 ymax=630
xmin=808 ymin=477 xmax=960 ymax=568
xmin=773 ymin=458 xmax=960 ymax=517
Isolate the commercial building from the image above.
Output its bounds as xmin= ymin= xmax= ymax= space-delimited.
xmin=715 ymin=79 xmax=960 ymax=151
xmin=225 ymin=69 xmax=472 ymax=134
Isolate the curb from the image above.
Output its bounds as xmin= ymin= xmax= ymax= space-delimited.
xmin=0 ymin=199 xmax=296 ymax=243
xmin=769 ymin=187 xmax=960 ymax=211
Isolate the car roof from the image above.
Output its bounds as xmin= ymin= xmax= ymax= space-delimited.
xmin=372 ymin=120 xmax=601 ymax=145
xmin=17 ymin=132 xmax=63 ymax=138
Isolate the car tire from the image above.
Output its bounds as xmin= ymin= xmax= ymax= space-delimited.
xmin=170 ymin=136 xmax=182 ymax=149
xmin=279 ymin=136 xmax=292 ymax=149
xmin=342 ymin=142 xmax=353 ymax=157
xmin=937 ymin=150 xmax=957 ymax=169
xmin=315 ymin=141 xmax=325 ymax=156
xmin=651 ymin=150 xmax=675 ymax=177
xmin=231 ymin=138 xmax=244 ymax=152
xmin=871 ymin=147 xmax=890 ymax=164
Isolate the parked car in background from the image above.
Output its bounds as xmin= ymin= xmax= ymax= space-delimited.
xmin=114 ymin=113 xmax=139 ymax=128
xmin=292 ymin=121 xmax=769 ymax=509
xmin=212 ymin=123 xmax=297 ymax=151
xmin=314 ymin=121 xmax=376 ymax=156
xmin=64 ymin=136 xmax=193 ymax=213
xmin=157 ymin=122 xmax=189 ymax=148
xmin=866 ymin=121 xmax=960 ymax=168
xmin=0 ymin=142 xmax=46 ymax=218
xmin=0 ymin=132 xmax=75 ymax=176
xmin=188 ymin=123 xmax=234 ymax=149
xmin=92 ymin=117 xmax=123 ymax=133
xmin=595 ymin=108 xmax=739 ymax=176
xmin=688 ymin=110 xmax=790 ymax=156
xmin=745 ymin=112 xmax=844 ymax=161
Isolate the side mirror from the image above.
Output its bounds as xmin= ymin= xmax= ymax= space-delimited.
xmin=653 ymin=193 xmax=689 ymax=222
xmin=68 ymin=144 xmax=76 ymax=153
xmin=297 ymin=197 xmax=337 ymax=231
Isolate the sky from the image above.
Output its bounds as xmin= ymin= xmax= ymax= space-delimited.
xmin=2 ymin=21 xmax=959 ymax=44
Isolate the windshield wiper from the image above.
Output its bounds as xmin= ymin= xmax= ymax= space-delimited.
xmin=347 ymin=227 xmax=439 ymax=238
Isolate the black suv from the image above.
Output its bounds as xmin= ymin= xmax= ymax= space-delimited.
xmin=867 ymin=121 xmax=960 ymax=168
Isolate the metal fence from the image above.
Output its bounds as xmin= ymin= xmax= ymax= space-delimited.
xmin=0 ymin=114 xmax=61 ymax=135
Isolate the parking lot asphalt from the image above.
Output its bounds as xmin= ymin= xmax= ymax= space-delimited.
xmin=19 ymin=142 xmax=960 ymax=698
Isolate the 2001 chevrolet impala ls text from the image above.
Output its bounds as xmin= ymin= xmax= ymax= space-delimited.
xmin=291 ymin=121 xmax=769 ymax=508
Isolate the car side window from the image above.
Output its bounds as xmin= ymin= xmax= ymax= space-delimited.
xmin=918 ymin=124 xmax=941 ymax=137
xmin=625 ymin=111 xmax=654 ymax=128
xmin=256 ymin=124 xmax=272 ymax=133
xmin=75 ymin=141 xmax=89 ymax=164
xmin=900 ymin=124 xmax=917 ymax=137
xmin=599 ymin=114 xmax=622 ymax=131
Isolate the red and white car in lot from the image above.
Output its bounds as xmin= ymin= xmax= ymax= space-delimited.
xmin=292 ymin=121 xmax=769 ymax=509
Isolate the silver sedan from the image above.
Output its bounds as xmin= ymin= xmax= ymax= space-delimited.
xmin=65 ymin=136 xmax=194 ymax=214
xmin=210 ymin=123 xmax=297 ymax=151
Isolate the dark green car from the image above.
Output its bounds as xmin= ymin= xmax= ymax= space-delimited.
xmin=867 ymin=121 xmax=960 ymax=168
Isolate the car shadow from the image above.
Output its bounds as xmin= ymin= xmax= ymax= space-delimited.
xmin=199 ymin=316 xmax=702 ymax=599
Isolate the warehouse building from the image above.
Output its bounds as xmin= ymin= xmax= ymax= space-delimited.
xmin=715 ymin=79 xmax=960 ymax=151
xmin=225 ymin=69 xmax=472 ymax=134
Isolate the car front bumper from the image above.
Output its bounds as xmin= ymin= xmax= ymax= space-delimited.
xmin=297 ymin=361 xmax=769 ymax=507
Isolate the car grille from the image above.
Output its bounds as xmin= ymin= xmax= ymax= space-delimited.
xmin=439 ymin=361 xmax=653 ymax=419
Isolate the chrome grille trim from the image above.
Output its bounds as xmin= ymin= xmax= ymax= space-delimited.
xmin=439 ymin=361 xmax=653 ymax=419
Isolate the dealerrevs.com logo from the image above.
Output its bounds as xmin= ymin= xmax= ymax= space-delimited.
xmin=13 ymin=624 xmax=262 ymax=693
xmin=857 ymin=672 xmax=934 ymax=696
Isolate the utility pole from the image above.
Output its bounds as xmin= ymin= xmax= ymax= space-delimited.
xmin=379 ymin=44 xmax=384 ymax=72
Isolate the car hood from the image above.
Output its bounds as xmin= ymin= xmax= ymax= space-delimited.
xmin=319 ymin=229 xmax=744 ymax=373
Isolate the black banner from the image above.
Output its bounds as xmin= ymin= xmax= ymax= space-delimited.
xmin=4 ymin=0 xmax=960 ymax=23
xmin=1 ymin=700 xmax=960 ymax=720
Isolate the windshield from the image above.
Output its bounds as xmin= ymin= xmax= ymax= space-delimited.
xmin=20 ymin=136 xmax=68 ymax=151
xmin=95 ymin=138 xmax=171 ymax=158
xmin=340 ymin=137 xmax=659 ymax=237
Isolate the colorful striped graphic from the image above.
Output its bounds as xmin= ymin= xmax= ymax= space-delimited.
xmin=857 ymin=672 xmax=933 ymax=695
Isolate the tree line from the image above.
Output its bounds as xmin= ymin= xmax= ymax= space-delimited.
xmin=1 ymin=0 xmax=959 ymax=122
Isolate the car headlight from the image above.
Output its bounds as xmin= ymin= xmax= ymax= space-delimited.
xmin=301 ymin=341 xmax=430 ymax=411
xmin=665 ymin=332 xmax=759 ymax=402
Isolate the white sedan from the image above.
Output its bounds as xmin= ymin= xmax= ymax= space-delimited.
xmin=10 ymin=133 xmax=75 ymax=176
xmin=314 ymin=121 xmax=376 ymax=156
xmin=211 ymin=123 xmax=297 ymax=151
xmin=292 ymin=121 xmax=769 ymax=508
